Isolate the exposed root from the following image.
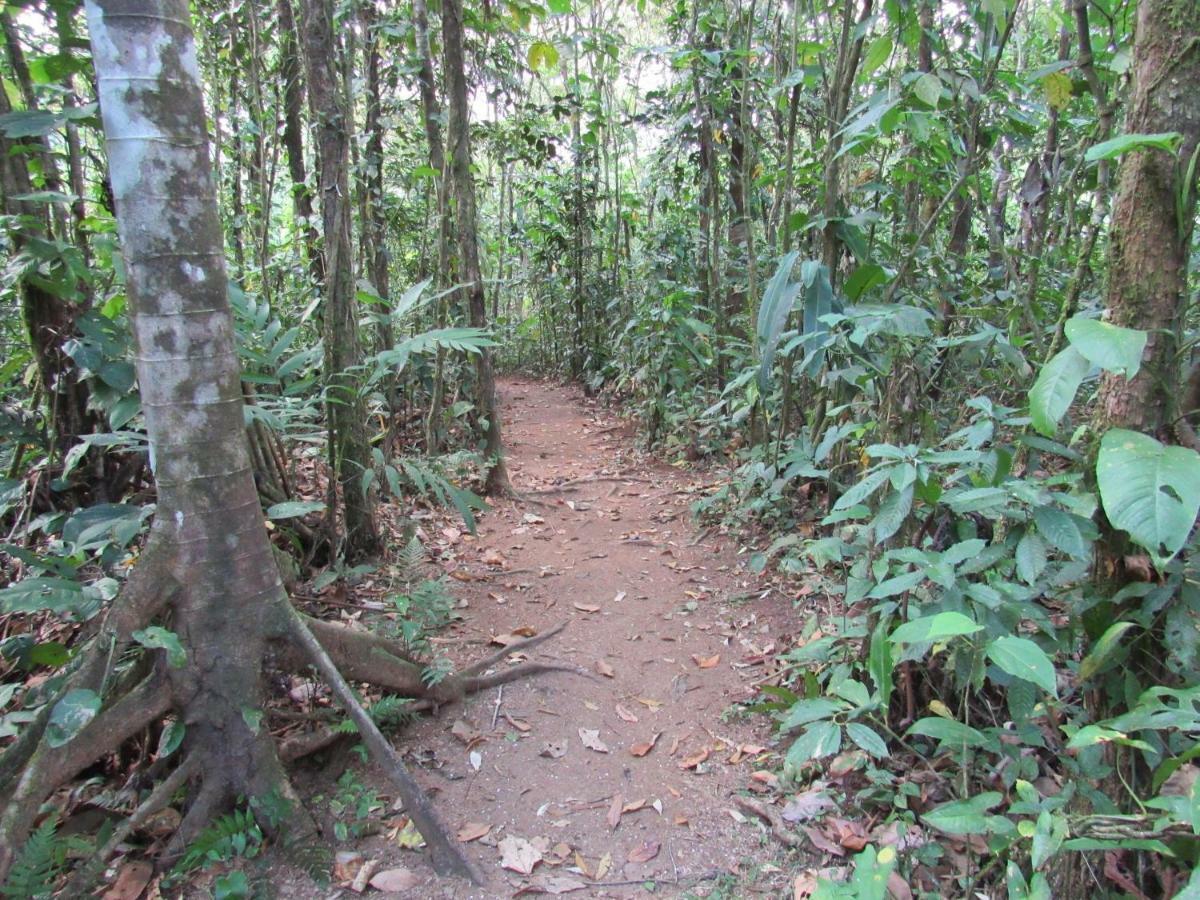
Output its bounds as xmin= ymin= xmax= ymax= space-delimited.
xmin=461 ymin=661 xmax=592 ymax=693
xmin=0 ymin=672 xmax=172 ymax=883
xmin=524 ymin=474 xmax=652 ymax=495
xmin=456 ymin=620 xmax=567 ymax=678
xmin=64 ymin=755 xmax=198 ymax=896
xmin=287 ymin=608 xmax=481 ymax=883
xmin=165 ymin=773 xmax=230 ymax=860
xmin=732 ymin=795 xmax=805 ymax=849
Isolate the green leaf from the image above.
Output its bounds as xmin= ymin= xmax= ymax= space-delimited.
xmin=1015 ymin=530 xmax=1048 ymax=584
xmin=1078 ymin=621 xmax=1138 ymax=681
xmin=0 ymin=577 xmax=86 ymax=615
xmin=266 ymin=500 xmax=327 ymax=520
xmin=755 ymin=251 xmax=801 ymax=392
xmin=907 ymin=717 xmax=990 ymax=748
xmin=868 ymin=618 xmax=893 ymax=707
xmin=872 ymin=483 xmax=913 ymax=543
xmin=46 ymin=689 xmax=101 ymax=747
xmin=1032 ymin=506 xmax=1088 ymax=558
xmin=845 ymin=722 xmax=888 ymax=758
xmin=889 ymin=612 xmax=982 ymax=644
xmin=1064 ymin=318 xmax=1146 ymax=378
xmin=1098 ymin=428 xmax=1200 ymax=567
xmin=133 ymin=626 xmax=187 ymax=668
xmin=987 ymin=636 xmax=1057 ymax=696
xmin=867 ymin=567 xmax=924 ymax=599
xmin=861 ymin=36 xmax=892 ymax=77
xmin=546 ymin=0 xmax=571 ymax=12
xmin=832 ymin=466 xmax=891 ymax=513
xmin=1084 ymin=131 xmax=1182 ymax=163
xmin=923 ymin=792 xmax=1007 ymax=835
xmin=913 ymin=72 xmax=942 ymax=107
xmin=158 ymin=718 xmax=186 ymax=758
xmin=1029 ymin=346 xmax=1088 ymax=436
xmin=528 ymin=40 xmax=559 ymax=71
xmin=786 ymin=720 xmax=841 ymax=767
xmin=781 ymin=698 xmax=848 ymax=731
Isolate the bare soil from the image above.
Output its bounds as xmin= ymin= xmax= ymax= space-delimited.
xmin=277 ymin=378 xmax=793 ymax=898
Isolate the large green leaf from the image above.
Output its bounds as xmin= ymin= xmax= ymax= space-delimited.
xmin=906 ymin=717 xmax=990 ymax=748
xmin=889 ymin=612 xmax=982 ymax=644
xmin=1097 ymin=429 xmax=1200 ymax=567
xmin=1029 ymin=346 xmax=1088 ymax=436
xmin=987 ymin=635 xmax=1057 ymax=696
xmin=786 ymin=720 xmax=841 ymax=767
xmin=923 ymin=792 xmax=1011 ymax=835
xmin=46 ymin=689 xmax=101 ymax=747
xmin=1064 ymin=317 xmax=1146 ymax=377
xmin=1084 ymin=131 xmax=1182 ymax=162
xmin=755 ymin=251 xmax=801 ymax=391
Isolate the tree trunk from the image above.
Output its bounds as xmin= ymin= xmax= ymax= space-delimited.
xmin=300 ymin=0 xmax=381 ymax=558
xmin=1095 ymin=0 xmax=1200 ymax=437
xmin=442 ymin=0 xmax=511 ymax=494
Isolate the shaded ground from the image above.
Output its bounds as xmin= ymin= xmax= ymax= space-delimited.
xmin=290 ymin=379 xmax=793 ymax=897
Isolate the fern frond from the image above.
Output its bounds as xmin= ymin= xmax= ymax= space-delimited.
xmin=1 ymin=815 xmax=68 ymax=899
xmin=174 ymin=808 xmax=263 ymax=875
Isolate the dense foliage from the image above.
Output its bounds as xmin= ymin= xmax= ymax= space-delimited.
xmin=0 ymin=0 xmax=1197 ymax=895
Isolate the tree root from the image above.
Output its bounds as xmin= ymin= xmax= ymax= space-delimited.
xmin=287 ymin=608 xmax=481 ymax=882
xmin=524 ymin=474 xmax=652 ymax=495
xmin=732 ymin=795 xmax=805 ymax=849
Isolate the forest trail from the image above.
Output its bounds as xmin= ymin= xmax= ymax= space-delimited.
xmin=343 ymin=379 xmax=787 ymax=897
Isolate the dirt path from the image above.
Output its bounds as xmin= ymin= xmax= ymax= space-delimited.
xmin=318 ymin=379 xmax=787 ymax=897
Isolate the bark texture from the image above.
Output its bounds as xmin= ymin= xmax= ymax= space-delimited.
xmin=1096 ymin=0 xmax=1200 ymax=435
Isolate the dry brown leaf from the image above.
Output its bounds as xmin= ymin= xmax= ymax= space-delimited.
xmin=102 ymin=861 xmax=154 ymax=900
xmin=627 ymin=840 xmax=660 ymax=863
xmin=691 ymin=653 xmax=720 ymax=669
xmin=450 ymin=719 xmax=481 ymax=745
xmin=887 ymin=871 xmax=913 ymax=900
xmin=668 ymin=734 xmax=682 ymax=756
xmin=578 ymin=728 xmax=609 ymax=753
xmin=630 ymin=731 xmax=661 ymax=757
xmin=499 ymin=835 xmax=543 ymax=875
xmin=615 ymin=704 xmax=638 ymax=723
xmin=782 ymin=787 xmax=836 ymax=823
xmin=607 ymin=793 xmax=623 ymax=830
xmin=368 ymin=868 xmax=421 ymax=892
xmin=333 ymin=851 xmax=364 ymax=883
xmin=666 ymin=785 xmax=681 ymax=798
xmin=531 ymin=875 xmax=588 ymax=894
xmin=594 ymin=659 xmax=615 ymax=678
xmin=482 ymin=548 xmax=507 ymax=567
xmin=540 ymin=739 xmax=568 ymax=759
xmin=793 ymin=871 xmax=819 ymax=899
xmin=679 ymin=747 xmax=709 ymax=769
xmin=594 ymin=851 xmax=612 ymax=881
xmin=574 ymin=850 xmax=592 ymax=878
xmin=457 ymin=822 xmax=491 ymax=843
xmin=621 ymin=798 xmax=646 ymax=814
xmin=802 ymin=825 xmax=845 ymax=857
xmin=635 ymin=696 xmax=663 ymax=710
xmin=504 ymin=713 xmax=532 ymax=732
xmin=573 ymin=602 xmax=601 ymax=613
xmin=674 ymin=814 xmax=689 ymax=826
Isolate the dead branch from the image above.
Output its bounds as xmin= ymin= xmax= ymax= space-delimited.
xmin=287 ymin=608 xmax=481 ymax=883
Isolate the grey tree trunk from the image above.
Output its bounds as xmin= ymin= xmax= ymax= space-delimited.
xmin=442 ymin=0 xmax=511 ymax=494
xmin=300 ymin=0 xmax=382 ymax=558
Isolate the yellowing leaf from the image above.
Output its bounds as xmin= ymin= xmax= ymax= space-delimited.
xmin=1042 ymin=71 xmax=1073 ymax=111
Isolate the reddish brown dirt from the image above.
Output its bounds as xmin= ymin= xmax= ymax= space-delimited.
xmin=282 ymin=379 xmax=792 ymax=897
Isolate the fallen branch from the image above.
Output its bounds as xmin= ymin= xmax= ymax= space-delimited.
xmin=287 ymin=608 xmax=481 ymax=883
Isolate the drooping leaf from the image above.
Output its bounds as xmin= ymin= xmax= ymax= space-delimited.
xmin=913 ymin=72 xmax=942 ymax=107
xmin=265 ymin=500 xmax=326 ymax=520
xmin=755 ymin=251 xmax=801 ymax=392
xmin=132 ymin=626 xmax=187 ymax=668
xmin=1084 ymin=131 xmax=1182 ymax=162
xmin=528 ymin=40 xmax=559 ymax=71
xmin=1064 ymin=317 xmax=1146 ymax=378
xmin=1078 ymin=622 xmax=1138 ymax=681
xmin=1029 ymin=346 xmax=1089 ymax=436
xmin=1097 ymin=428 xmax=1200 ymax=567
xmin=922 ymin=792 xmax=1009 ymax=835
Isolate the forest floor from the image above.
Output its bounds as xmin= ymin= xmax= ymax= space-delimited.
xmin=274 ymin=378 xmax=799 ymax=898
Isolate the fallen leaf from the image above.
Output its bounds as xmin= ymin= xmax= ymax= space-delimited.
xmin=457 ymin=822 xmax=491 ymax=842
xmin=627 ymin=840 xmax=660 ymax=863
xmin=631 ymin=731 xmax=661 ymax=757
xmin=635 ymin=696 xmax=663 ymax=710
xmin=451 ymin=719 xmax=481 ymax=745
xmin=490 ymin=626 xmax=538 ymax=647
xmin=727 ymin=743 xmax=769 ymax=764
xmin=887 ymin=871 xmax=913 ymax=900
xmin=674 ymin=814 xmax=689 ymax=826
xmin=531 ymin=875 xmax=588 ymax=894
xmin=691 ymin=653 xmax=720 ymax=669
xmin=578 ymin=728 xmax=609 ymax=753
xmin=499 ymin=835 xmax=543 ymax=875
xmin=615 ymin=704 xmax=638 ymax=723
xmin=101 ymin=861 xmax=154 ymax=900
xmin=622 ymin=798 xmax=646 ymax=814
xmin=574 ymin=850 xmax=591 ymax=878
xmin=793 ymin=871 xmax=819 ymax=899
xmin=583 ymin=700 xmax=599 ymax=711
xmin=334 ymin=851 xmax=364 ymax=883
xmin=469 ymin=750 xmax=482 ymax=771
xmin=395 ymin=819 xmax=426 ymax=849
xmin=607 ymin=793 xmax=623 ymax=830
xmin=369 ymin=868 xmax=421 ymax=892
xmin=613 ymin=591 xmax=627 ymax=603
xmin=594 ymin=851 xmax=612 ymax=881
xmin=540 ymin=739 xmax=568 ymax=759
xmin=504 ymin=713 xmax=531 ymax=732
xmin=666 ymin=785 xmax=681 ymax=798
xmin=482 ymin=548 xmax=507 ymax=567
xmin=594 ymin=659 xmax=615 ymax=678
xmin=679 ymin=747 xmax=709 ymax=769
xmin=573 ymin=602 xmax=601 ymax=613
xmin=802 ymin=825 xmax=845 ymax=857
xmin=782 ymin=787 xmax=836 ymax=823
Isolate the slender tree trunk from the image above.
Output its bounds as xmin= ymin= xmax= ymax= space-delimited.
xmin=301 ymin=0 xmax=381 ymax=558
xmin=442 ymin=0 xmax=511 ymax=494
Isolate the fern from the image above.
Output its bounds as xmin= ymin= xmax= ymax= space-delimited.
xmin=174 ymin=808 xmax=263 ymax=875
xmin=396 ymin=535 xmax=426 ymax=586
xmin=0 ymin=815 xmax=72 ymax=899
xmin=330 ymin=694 xmax=416 ymax=735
